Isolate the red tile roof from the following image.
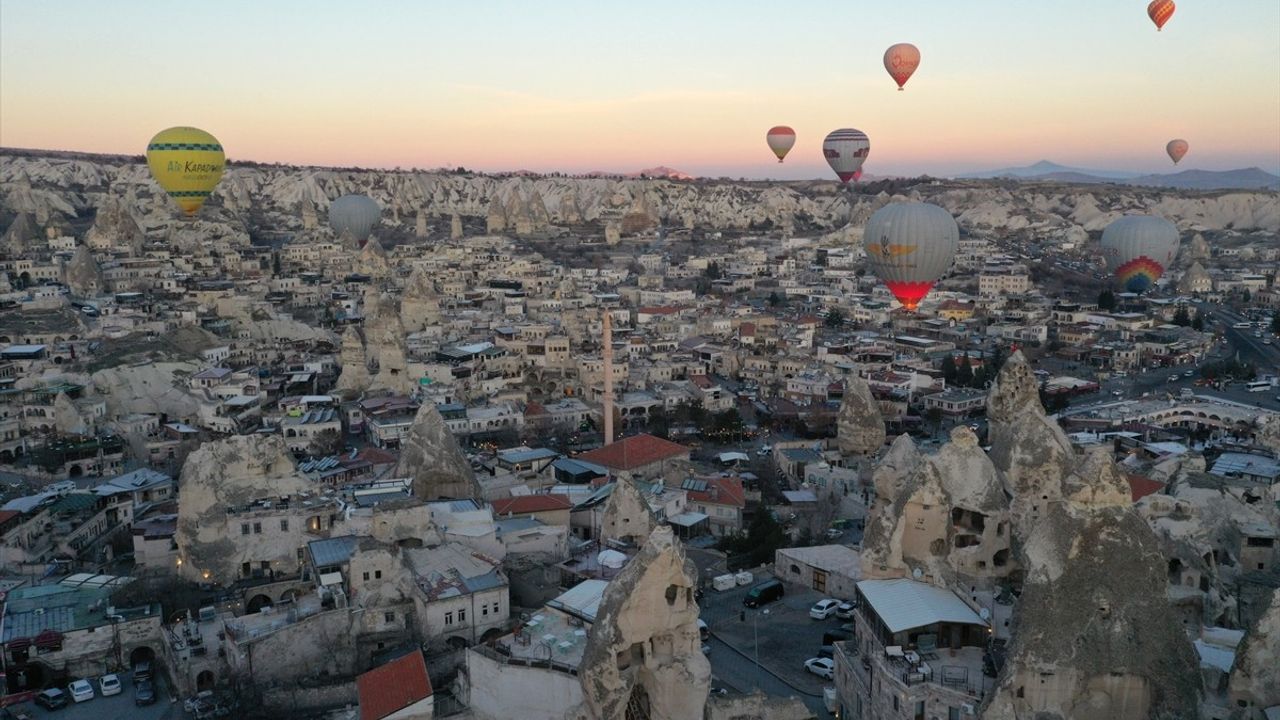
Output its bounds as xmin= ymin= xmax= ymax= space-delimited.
xmin=524 ymin=401 xmax=547 ymax=417
xmin=739 ymin=322 xmax=756 ymax=337
xmin=638 ymin=306 xmax=681 ymax=315
xmin=687 ymin=476 xmax=746 ymax=508
xmin=0 ymin=509 xmax=20 ymax=526
xmin=1126 ymin=474 xmax=1166 ymax=503
xmin=357 ymin=651 xmax=432 ymax=720
xmin=491 ymin=494 xmax=573 ymax=516
xmin=690 ymin=375 xmax=713 ymax=389
xmin=576 ymin=433 xmax=690 ymax=471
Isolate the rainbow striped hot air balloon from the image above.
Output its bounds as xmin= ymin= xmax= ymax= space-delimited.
xmin=1100 ymin=215 xmax=1180 ymax=293
xmin=145 ymin=127 xmax=225 ymax=215
xmin=862 ymin=202 xmax=958 ymax=311
xmin=766 ymin=126 xmax=796 ymax=163
xmin=823 ymin=128 xmax=870 ymax=184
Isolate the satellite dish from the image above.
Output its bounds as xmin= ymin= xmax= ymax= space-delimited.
xmin=911 ymin=568 xmax=923 ymax=579
xmin=979 ymin=607 xmax=991 ymax=620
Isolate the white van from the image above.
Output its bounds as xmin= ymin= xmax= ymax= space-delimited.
xmin=47 ymin=480 xmax=77 ymax=495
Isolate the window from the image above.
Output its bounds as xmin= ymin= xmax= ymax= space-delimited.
xmin=482 ymin=605 xmax=489 ymax=617
xmin=915 ymin=700 xmax=925 ymax=720
xmin=458 ymin=609 xmax=466 ymax=622
xmin=362 ymin=572 xmax=370 ymax=581
xmin=949 ymin=708 xmax=961 ymax=720
xmin=296 ymin=548 xmax=304 ymax=560
xmin=280 ymin=519 xmax=289 ymax=532
xmin=240 ymin=523 xmax=250 ymax=535
xmin=893 ymin=696 xmax=899 ymax=711
xmin=384 ymin=612 xmax=395 ymax=623
xmin=375 ymin=570 xmax=382 ymax=579
xmin=445 ymin=612 xmax=453 ymax=626
xmin=253 ymin=522 xmax=262 ymax=534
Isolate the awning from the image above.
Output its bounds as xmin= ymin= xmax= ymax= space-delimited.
xmin=319 ymin=571 xmax=344 ymax=587
xmin=6 ymin=637 xmax=31 ymax=651
xmin=35 ymin=630 xmax=63 ymax=649
xmin=668 ymin=512 xmax=710 ymax=527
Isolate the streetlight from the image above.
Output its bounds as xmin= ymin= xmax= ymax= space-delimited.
xmin=753 ymin=608 xmax=770 ymax=688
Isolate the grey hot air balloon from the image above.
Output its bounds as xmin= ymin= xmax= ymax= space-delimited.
xmin=1100 ymin=214 xmax=1179 ymax=293
xmin=329 ymin=194 xmax=382 ymax=242
xmin=862 ymin=201 xmax=958 ymax=311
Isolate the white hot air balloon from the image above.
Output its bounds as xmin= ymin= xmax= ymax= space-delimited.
xmin=1100 ymin=214 xmax=1180 ymax=293
xmin=862 ymin=202 xmax=958 ymax=311
xmin=329 ymin=194 xmax=382 ymax=243
xmin=823 ymin=128 xmax=870 ymax=184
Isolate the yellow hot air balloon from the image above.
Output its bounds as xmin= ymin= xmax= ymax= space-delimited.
xmin=145 ymin=127 xmax=226 ymax=215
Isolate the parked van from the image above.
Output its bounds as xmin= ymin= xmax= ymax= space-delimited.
xmin=743 ymin=579 xmax=785 ymax=608
xmin=47 ymin=480 xmax=77 ymax=495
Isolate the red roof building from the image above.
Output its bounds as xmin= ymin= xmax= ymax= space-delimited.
xmin=1126 ymin=474 xmax=1166 ymax=503
xmin=357 ymin=650 xmax=433 ymax=720
xmin=575 ymin=433 xmax=691 ymax=478
xmin=490 ymin=494 xmax=573 ymax=523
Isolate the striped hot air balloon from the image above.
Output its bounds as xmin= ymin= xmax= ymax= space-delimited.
xmin=823 ymin=128 xmax=870 ymax=184
xmin=1148 ymin=0 xmax=1175 ymax=31
xmin=862 ymin=202 xmax=958 ymax=311
xmin=1166 ymin=139 xmax=1189 ymax=164
xmin=329 ymin=194 xmax=382 ymax=243
xmin=145 ymin=127 xmax=225 ymax=216
xmin=766 ymin=126 xmax=796 ymax=163
xmin=883 ymin=43 xmax=921 ymax=90
xmin=1100 ymin=215 xmax=1180 ymax=293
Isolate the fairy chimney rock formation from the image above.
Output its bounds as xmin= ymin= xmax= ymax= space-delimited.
xmin=837 ymin=372 xmax=886 ymax=455
xmin=53 ymin=392 xmax=90 ymax=436
xmin=394 ymin=402 xmax=479 ymax=501
xmin=579 ymin=525 xmax=710 ymax=720
xmin=400 ymin=265 xmax=442 ymax=331
xmin=450 ymin=213 xmax=463 ymax=239
xmin=63 ymin=246 xmax=104 ymax=298
xmin=1228 ymin=589 xmax=1280 ymax=714
xmin=368 ymin=326 xmax=414 ymax=396
xmin=600 ymin=477 xmax=659 ymax=548
xmin=334 ymin=327 xmax=371 ymax=395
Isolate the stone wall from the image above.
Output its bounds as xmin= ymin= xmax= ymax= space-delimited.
xmin=465 ymin=647 xmax=586 ymax=720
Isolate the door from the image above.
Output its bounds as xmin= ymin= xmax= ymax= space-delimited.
xmin=813 ymin=569 xmax=827 ymax=593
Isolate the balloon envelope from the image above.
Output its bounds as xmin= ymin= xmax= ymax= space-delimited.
xmin=883 ymin=43 xmax=921 ymax=90
xmin=1100 ymin=215 xmax=1179 ymax=293
xmin=1166 ymin=139 xmax=1189 ymax=164
xmin=329 ymin=194 xmax=382 ymax=242
xmin=766 ymin=126 xmax=796 ymax=163
xmin=862 ymin=202 xmax=958 ymax=310
xmin=1148 ymin=0 xmax=1175 ymax=30
xmin=823 ymin=129 xmax=870 ymax=184
xmin=145 ymin=127 xmax=225 ymax=216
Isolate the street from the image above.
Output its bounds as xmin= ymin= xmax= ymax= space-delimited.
xmin=10 ymin=670 xmax=180 ymax=720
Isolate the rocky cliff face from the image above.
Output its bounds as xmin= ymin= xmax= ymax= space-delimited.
xmin=334 ymin=327 xmax=371 ymax=395
xmin=600 ymin=476 xmax=659 ymax=548
xmin=1228 ymin=589 xmax=1280 ymax=715
xmin=836 ymin=373 xmax=886 ymax=456
xmin=63 ymin=246 xmax=103 ymax=297
xmin=393 ymin=402 xmax=479 ymax=501
xmin=400 ymin=265 xmax=442 ymax=332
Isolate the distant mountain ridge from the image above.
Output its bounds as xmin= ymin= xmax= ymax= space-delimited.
xmin=957 ymin=160 xmax=1279 ymax=190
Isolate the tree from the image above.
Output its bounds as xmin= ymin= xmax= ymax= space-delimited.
xmin=1191 ymin=314 xmax=1205 ymax=331
xmin=1272 ymin=314 xmax=1280 ymax=336
xmin=647 ymin=407 xmax=671 ymax=439
xmin=704 ymin=261 xmax=722 ymax=280
xmin=1097 ymin=289 xmax=1116 ymax=311
xmin=768 ymin=291 xmax=784 ymax=307
xmin=307 ymin=429 xmax=345 ymax=457
xmin=717 ymin=506 xmax=787 ymax=568
xmin=957 ymin=355 xmax=974 ymax=387
xmin=1172 ymin=305 xmax=1191 ymax=327
xmin=824 ymin=309 xmax=846 ymax=328
xmin=924 ymin=407 xmax=944 ymax=436
xmin=941 ymin=354 xmax=958 ymax=384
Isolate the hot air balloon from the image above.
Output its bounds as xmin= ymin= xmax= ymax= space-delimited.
xmin=1148 ymin=0 xmax=1175 ymax=31
xmin=766 ymin=126 xmax=796 ymax=163
xmin=862 ymin=202 xmax=958 ymax=311
xmin=1166 ymin=139 xmax=1189 ymax=164
xmin=145 ymin=127 xmax=225 ymax=216
xmin=329 ymin=194 xmax=382 ymax=243
xmin=884 ymin=43 xmax=921 ymax=90
xmin=1100 ymin=215 xmax=1179 ymax=293
xmin=823 ymin=129 xmax=870 ymax=184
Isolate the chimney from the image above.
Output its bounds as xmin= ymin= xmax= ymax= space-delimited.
xmin=603 ymin=310 xmax=614 ymax=446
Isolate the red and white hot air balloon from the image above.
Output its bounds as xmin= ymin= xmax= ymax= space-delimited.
xmin=884 ymin=43 xmax=920 ymax=90
xmin=823 ymin=128 xmax=870 ymax=184
xmin=1166 ymin=139 xmax=1189 ymax=164
xmin=862 ymin=202 xmax=958 ymax=311
xmin=1148 ymin=0 xmax=1175 ymax=31
xmin=766 ymin=126 xmax=796 ymax=163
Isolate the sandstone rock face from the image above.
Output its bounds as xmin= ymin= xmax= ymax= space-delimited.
xmin=705 ymin=691 xmax=813 ymax=720
xmin=91 ymin=360 xmax=202 ymax=420
xmin=53 ymin=392 xmax=89 ymax=436
xmin=860 ymin=434 xmax=923 ymax=573
xmin=357 ymin=235 xmax=389 ymax=277
xmin=987 ymin=351 xmax=1075 ymax=534
xmin=1229 ymin=589 xmax=1280 ymax=714
xmin=2 ymin=212 xmax=39 ymax=256
xmin=1179 ymin=261 xmax=1212 ymax=294
xmin=450 ymin=213 xmax=463 ymax=239
xmin=175 ymin=435 xmax=311 ymax=583
xmin=600 ymin=477 xmax=658 ymax=548
xmin=1257 ymin=414 xmax=1280 ymax=454
xmin=334 ymin=327 xmax=371 ymax=395
xmin=368 ymin=325 xmax=414 ymax=396
xmin=1188 ymin=232 xmax=1211 ymax=259
xmin=394 ymin=402 xmax=479 ymax=501
xmin=579 ymin=526 xmax=710 ymax=720
xmin=836 ymin=373 xmax=886 ymax=455
xmin=63 ymin=246 xmax=103 ymax=297
xmin=400 ymin=265 xmax=442 ymax=332
xmin=361 ymin=290 xmax=404 ymax=368
xmin=84 ymin=194 xmax=145 ymax=254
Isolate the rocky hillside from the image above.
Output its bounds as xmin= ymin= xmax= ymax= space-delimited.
xmin=2 ymin=150 xmax=1278 ymax=241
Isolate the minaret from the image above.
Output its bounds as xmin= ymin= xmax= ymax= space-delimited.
xmin=602 ymin=310 xmax=614 ymax=446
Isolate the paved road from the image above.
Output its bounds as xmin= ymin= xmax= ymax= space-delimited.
xmin=706 ymin=635 xmax=832 ymax=719
xmin=11 ymin=671 xmax=179 ymax=720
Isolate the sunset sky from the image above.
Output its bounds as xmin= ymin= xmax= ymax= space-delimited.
xmin=2 ymin=1 xmax=1278 ymax=178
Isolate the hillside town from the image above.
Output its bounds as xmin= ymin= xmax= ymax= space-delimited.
xmin=0 ymin=153 xmax=1278 ymax=720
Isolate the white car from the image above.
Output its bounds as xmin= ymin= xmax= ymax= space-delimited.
xmin=99 ymin=673 xmax=122 ymax=696
xmin=68 ymin=678 xmax=95 ymax=703
xmin=810 ymin=599 xmax=840 ymax=620
xmin=804 ymin=657 xmax=835 ymax=679
xmin=835 ymin=601 xmax=857 ymax=620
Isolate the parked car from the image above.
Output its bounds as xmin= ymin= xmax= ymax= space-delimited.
xmin=743 ymin=579 xmax=784 ymax=608
xmin=134 ymin=660 xmax=153 ymax=682
xmin=135 ymin=679 xmax=157 ymax=706
xmin=823 ymin=630 xmax=851 ymax=645
xmin=804 ymin=657 xmax=835 ymax=679
xmin=99 ymin=673 xmax=122 ymax=696
xmin=35 ymin=688 xmax=68 ymax=709
xmin=809 ymin=599 xmax=840 ymax=620
xmin=68 ymin=679 xmax=95 ymax=703
xmin=817 ymin=644 xmax=834 ymax=659
xmin=824 ymin=528 xmax=844 ymax=540
xmin=835 ymin=600 xmax=856 ymax=619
